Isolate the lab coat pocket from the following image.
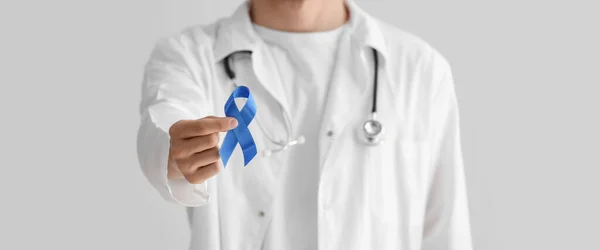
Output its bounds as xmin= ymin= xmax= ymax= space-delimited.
xmin=366 ymin=139 xmax=398 ymax=226
xmin=367 ymin=136 xmax=430 ymax=230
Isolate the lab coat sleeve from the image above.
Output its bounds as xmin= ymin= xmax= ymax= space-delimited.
xmin=421 ymin=53 xmax=473 ymax=250
xmin=136 ymin=36 xmax=213 ymax=207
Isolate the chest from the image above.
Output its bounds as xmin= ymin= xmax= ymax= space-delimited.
xmin=193 ymin=42 xmax=435 ymax=250
xmin=207 ymin=43 xmax=433 ymax=194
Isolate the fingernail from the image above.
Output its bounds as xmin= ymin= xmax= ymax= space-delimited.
xmin=230 ymin=119 xmax=238 ymax=129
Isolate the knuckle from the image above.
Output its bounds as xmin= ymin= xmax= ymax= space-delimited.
xmin=175 ymin=159 xmax=190 ymax=173
xmin=204 ymin=163 xmax=221 ymax=178
xmin=204 ymin=163 xmax=222 ymax=178
xmin=170 ymin=144 xmax=186 ymax=159
xmin=211 ymin=162 xmax=222 ymax=174
xmin=169 ymin=145 xmax=180 ymax=157
xmin=168 ymin=122 xmax=179 ymax=136
xmin=207 ymin=147 xmax=220 ymax=160
xmin=170 ymin=120 xmax=191 ymax=137
xmin=177 ymin=149 xmax=189 ymax=159
xmin=184 ymin=174 xmax=202 ymax=184
xmin=169 ymin=145 xmax=179 ymax=158
xmin=207 ymin=134 xmax=219 ymax=147
xmin=196 ymin=125 xmax=208 ymax=135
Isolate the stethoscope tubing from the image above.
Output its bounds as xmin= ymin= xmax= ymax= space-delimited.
xmin=222 ymin=47 xmax=383 ymax=148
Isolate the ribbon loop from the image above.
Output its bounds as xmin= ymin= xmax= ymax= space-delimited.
xmin=220 ymin=86 xmax=257 ymax=167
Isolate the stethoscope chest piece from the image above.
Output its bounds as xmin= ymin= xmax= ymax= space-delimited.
xmin=360 ymin=113 xmax=385 ymax=146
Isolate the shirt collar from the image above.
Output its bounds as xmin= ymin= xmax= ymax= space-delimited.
xmin=213 ymin=0 xmax=389 ymax=64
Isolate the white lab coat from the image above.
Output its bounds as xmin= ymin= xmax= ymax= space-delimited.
xmin=137 ymin=1 xmax=472 ymax=249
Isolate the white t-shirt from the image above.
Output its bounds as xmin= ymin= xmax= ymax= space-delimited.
xmin=253 ymin=23 xmax=346 ymax=250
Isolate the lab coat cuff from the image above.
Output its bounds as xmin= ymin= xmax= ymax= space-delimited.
xmin=165 ymin=168 xmax=210 ymax=207
xmin=156 ymin=128 xmax=211 ymax=207
xmin=140 ymin=117 xmax=211 ymax=207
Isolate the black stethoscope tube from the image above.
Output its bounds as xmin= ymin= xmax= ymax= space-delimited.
xmin=371 ymin=48 xmax=379 ymax=114
xmin=223 ymin=50 xmax=251 ymax=81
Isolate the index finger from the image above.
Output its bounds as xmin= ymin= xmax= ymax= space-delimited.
xmin=179 ymin=117 xmax=238 ymax=138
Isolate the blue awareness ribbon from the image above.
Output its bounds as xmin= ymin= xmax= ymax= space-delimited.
xmin=219 ymin=86 xmax=257 ymax=167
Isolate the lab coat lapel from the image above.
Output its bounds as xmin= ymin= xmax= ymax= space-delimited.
xmin=319 ymin=1 xmax=391 ymax=168
xmin=213 ymin=2 xmax=291 ymax=120
xmin=213 ymin=2 xmax=291 ymax=190
xmin=251 ymin=45 xmax=292 ymax=123
xmin=319 ymin=33 xmax=370 ymax=166
xmin=212 ymin=4 xmax=292 ymax=242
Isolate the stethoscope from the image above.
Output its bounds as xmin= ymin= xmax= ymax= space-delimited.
xmin=223 ymin=47 xmax=384 ymax=156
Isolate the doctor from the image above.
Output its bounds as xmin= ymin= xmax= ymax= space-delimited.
xmin=137 ymin=0 xmax=472 ymax=249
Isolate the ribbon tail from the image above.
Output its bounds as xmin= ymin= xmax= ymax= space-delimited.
xmin=231 ymin=119 xmax=257 ymax=167
xmin=242 ymin=141 xmax=257 ymax=166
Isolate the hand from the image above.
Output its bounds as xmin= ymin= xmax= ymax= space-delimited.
xmin=167 ymin=116 xmax=238 ymax=184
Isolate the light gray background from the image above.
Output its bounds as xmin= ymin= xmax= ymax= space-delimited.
xmin=1 ymin=0 xmax=598 ymax=249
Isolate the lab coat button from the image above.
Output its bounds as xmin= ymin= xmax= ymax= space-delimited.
xmin=326 ymin=130 xmax=334 ymax=137
xmin=258 ymin=211 xmax=265 ymax=217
